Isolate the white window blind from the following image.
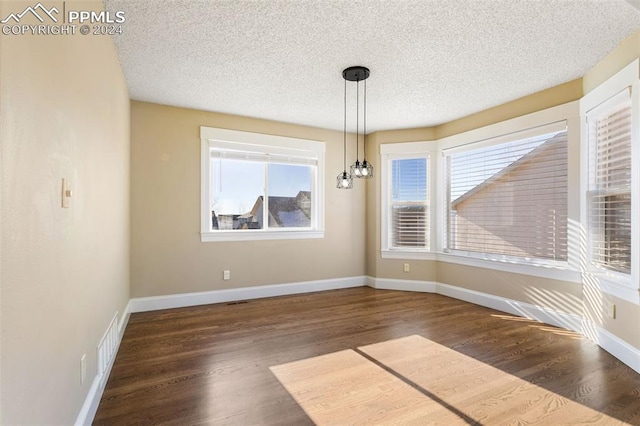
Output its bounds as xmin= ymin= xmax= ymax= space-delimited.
xmin=587 ymin=89 xmax=632 ymax=274
xmin=390 ymin=157 xmax=428 ymax=248
xmin=444 ymin=127 xmax=568 ymax=263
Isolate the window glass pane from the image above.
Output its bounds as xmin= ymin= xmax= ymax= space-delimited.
xmin=391 ymin=157 xmax=428 ymax=248
xmin=211 ymin=158 xmax=265 ymax=230
xmin=267 ymin=164 xmax=312 ymax=228
xmin=392 ymin=205 xmax=427 ymax=247
xmin=392 ymin=158 xmax=427 ymax=202
xmin=588 ymin=96 xmax=632 ymax=273
xmin=589 ymin=193 xmax=631 ymax=273
xmin=446 ymin=131 xmax=568 ymax=262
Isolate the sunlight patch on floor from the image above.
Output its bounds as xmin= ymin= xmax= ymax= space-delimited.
xmin=270 ymin=335 xmax=628 ymax=425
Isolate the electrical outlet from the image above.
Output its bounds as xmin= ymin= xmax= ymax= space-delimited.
xmin=609 ymin=303 xmax=616 ymax=319
xmin=223 ymin=270 xmax=230 ymax=280
xmin=80 ymin=354 xmax=86 ymax=385
xmin=403 ymin=263 xmax=410 ymax=273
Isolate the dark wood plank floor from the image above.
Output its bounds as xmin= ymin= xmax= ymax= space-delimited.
xmin=93 ymin=287 xmax=640 ymax=425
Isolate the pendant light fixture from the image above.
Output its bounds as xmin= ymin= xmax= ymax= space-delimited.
xmin=359 ymin=75 xmax=374 ymax=179
xmin=337 ymin=77 xmax=353 ymax=189
xmin=336 ymin=65 xmax=374 ymax=190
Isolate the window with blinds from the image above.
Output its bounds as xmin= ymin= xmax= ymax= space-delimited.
xmin=444 ymin=126 xmax=568 ymax=263
xmin=586 ymin=89 xmax=632 ymax=274
xmin=390 ymin=157 xmax=429 ymax=248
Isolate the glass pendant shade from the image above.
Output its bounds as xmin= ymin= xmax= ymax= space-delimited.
xmin=336 ymin=171 xmax=353 ymax=189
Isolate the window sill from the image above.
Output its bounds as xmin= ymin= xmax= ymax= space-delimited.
xmin=381 ymin=250 xmax=436 ymax=260
xmin=583 ymin=270 xmax=640 ymax=305
xmin=436 ymin=252 xmax=582 ymax=283
xmin=201 ymin=230 xmax=324 ymax=242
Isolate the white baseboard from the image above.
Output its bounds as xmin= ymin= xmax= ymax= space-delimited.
xmin=435 ymin=282 xmax=584 ymax=333
xmin=75 ymin=301 xmax=131 ymax=426
xmin=74 ymin=370 xmax=103 ymax=426
xmin=367 ymin=276 xmax=640 ymax=374
xmin=119 ymin=300 xmax=132 ymax=335
xmin=129 ymin=276 xmax=368 ymax=313
xmin=367 ymin=277 xmax=438 ymax=293
xmin=582 ymin=320 xmax=640 ymax=374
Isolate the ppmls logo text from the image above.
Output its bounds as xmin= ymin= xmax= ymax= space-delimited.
xmin=1 ymin=2 xmax=125 ymax=36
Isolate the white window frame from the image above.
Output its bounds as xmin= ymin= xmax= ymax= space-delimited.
xmin=380 ymin=142 xmax=436 ymax=260
xmin=580 ymin=59 xmax=640 ymax=305
xmin=436 ymin=102 xmax=581 ymax=283
xmin=200 ymin=127 xmax=325 ymax=242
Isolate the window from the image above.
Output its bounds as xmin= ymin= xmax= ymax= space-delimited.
xmin=443 ymin=123 xmax=568 ymax=265
xmin=580 ymin=59 xmax=639 ymax=304
xmin=201 ymin=127 xmax=324 ymax=242
xmin=210 ymin=157 xmax=313 ymax=231
xmin=381 ymin=142 xmax=432 ymax=258
xmin=391 ymin=158 xmax=429 ymax=248
xmin=586 ymin=89 xmax=632 ymax=274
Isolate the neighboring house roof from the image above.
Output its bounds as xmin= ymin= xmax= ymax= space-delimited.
xmin=241 ymin=191 xmax=311 ymax=227
xmin=268 ymin=191 xmax=311 ymax=227
xmin=246 ymin=196 xmax=264 ymax=218
xmin=451 ymin=133 xmax=566 ymax=208
xmin=272 ymin=208 xmax=310 ymax=227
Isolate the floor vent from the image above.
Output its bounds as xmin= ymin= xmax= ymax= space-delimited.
xmin=97 ymin=312 xmax=119 ymax=386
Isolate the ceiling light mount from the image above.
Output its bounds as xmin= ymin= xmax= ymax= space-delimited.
xmin=342 ymin=66 xmax=370 ymax=82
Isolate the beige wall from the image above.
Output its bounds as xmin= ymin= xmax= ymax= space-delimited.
xmin=436 ymin=79 xmax=583 ymax=139
xmin=130 ymin=101 xmax=365 ymax=297
xmin=0 ymin=1 xmax=130 ymax=424
xmin=583 ymin=31 xmax=640 ymax=93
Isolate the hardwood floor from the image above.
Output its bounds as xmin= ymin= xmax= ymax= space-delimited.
xmin=93 ymin=287 xmax=640 ymax=425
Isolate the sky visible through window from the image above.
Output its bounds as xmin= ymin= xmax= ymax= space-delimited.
xmin=211 ymin=159 xmax=311 ymax=214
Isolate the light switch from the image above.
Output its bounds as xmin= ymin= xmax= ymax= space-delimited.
xmin=62 ymin=178 xmax=72 ymax=208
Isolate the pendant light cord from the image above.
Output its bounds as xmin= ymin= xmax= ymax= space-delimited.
xmin=343 ymin=78 xmax=347 ymax=172
xmin=363 ymin=78 xmax=367 ymax=160
xmin=356 ymin=78 xmax=360 ymax=161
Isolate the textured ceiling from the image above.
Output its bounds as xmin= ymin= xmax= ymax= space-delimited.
xmin=104 ymin=0 xmax=640 ymax=132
